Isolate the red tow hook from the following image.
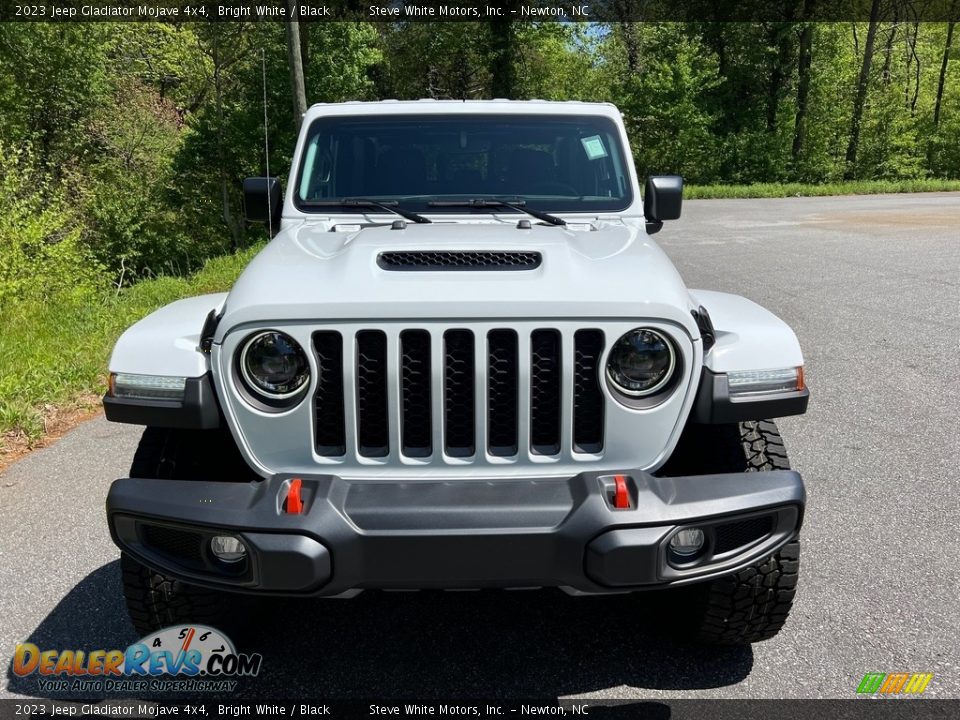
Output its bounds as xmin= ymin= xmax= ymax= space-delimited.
xmin=285 ymin=478 xmax=304 ymax=514
xmin=613 ymin=474 xmax=631 ymax=509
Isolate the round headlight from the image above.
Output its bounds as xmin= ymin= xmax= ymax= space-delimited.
xmin=239 ymin=331 xmax=310 ymax=399
xmin=606 ymin=328 xmax=676 ymax=397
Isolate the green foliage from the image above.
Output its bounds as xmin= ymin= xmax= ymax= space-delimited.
xmin=81 ymin=78 xmax=192 ymax=278
xmin=0 ymin=24 xmax=112 ymax=167
xmin=0 ymin=143 xmax=105 ymax=311
xmin=3 ymin=20 xmax=957 ymax=282
xmin=614 ymin=25 xmax=722 ymax=182
xmin=514 ymin=25 xmax=610 ymax=101
xmin=379 ymin=23 xmax=491 ymax=98
xmin=0 ymin=244 xmax=261 ymax=442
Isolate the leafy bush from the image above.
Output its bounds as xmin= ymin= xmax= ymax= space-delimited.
xmin=0 ymin=143 xmax=106 ymax=312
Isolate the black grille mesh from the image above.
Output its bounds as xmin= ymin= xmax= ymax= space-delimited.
xmin=356 ymin=330 xmax=389 ymax=457
xmin=142 ymin=525 xmax=203 ymax=563
xmin=400 ymin=330 xmax=432 ymax=457
xmin=573 ymin=330 xmax=605 ymax=453
xmin=444 ymin=330 xmax=475 ymax=456
xmin=313 ymin=331 xmax=346 ymax=456
xmin=378 ymin=251 xmax=541 ymax=271
xmin=487 ymin=330 xmax=518 ymax=456
xmin=530 ymin=330 xmax=562 ymax=455
xmin=714 ymin=516 xmax=774 ymax=554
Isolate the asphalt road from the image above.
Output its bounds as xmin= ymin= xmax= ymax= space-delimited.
xmin=1 ymin=193 xmax=958 ymax=701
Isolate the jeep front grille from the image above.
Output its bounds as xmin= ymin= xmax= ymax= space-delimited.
xmin=311 ymin=327 xmax=606 ymax=461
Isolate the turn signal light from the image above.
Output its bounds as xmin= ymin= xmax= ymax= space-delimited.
xmin=727 ymin=367 xmax=804 ymax=396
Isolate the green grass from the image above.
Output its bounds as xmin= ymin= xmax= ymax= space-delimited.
xmin=0 ymin=244 xmax=262 ymax=447
xmin=686 ymin=179 xmax=960 ymax=199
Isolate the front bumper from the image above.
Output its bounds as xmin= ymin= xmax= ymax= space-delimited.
xmin=106 ymin=469 xmax=804 ymax=596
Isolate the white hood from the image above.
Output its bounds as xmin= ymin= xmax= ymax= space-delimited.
xmin=215 ymin=219 xmax=699 ymax=340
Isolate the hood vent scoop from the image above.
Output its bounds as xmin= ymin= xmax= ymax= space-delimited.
xmin=377 ymin=251 xmax=542 ymax=271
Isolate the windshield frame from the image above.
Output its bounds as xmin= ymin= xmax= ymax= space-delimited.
xmin=292 ymin=112 xmax=635 ymax=216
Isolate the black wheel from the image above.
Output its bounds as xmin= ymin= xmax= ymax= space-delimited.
xmin=659 ymin=420 xmax=801 ymax=645
xmin=121 ymin=427 xmax=256 ymax=636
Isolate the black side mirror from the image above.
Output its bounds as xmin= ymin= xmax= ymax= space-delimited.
xmin=243 ymin=177 xmax=283 ymax=233
xmin=643 ymin=175 xmax=683 ymax=234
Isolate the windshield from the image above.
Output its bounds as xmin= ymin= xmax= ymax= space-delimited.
xmin=294 ymin=113 xmax=633 ymax=214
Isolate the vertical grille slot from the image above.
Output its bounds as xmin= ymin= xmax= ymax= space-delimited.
xmin=573 ymin=329 xmax=605 ymax=453
xmin=400 ymin=330 xmax=432 ymax=457
xmin=313 ymin=331 xmax=346 ymax=456
xmin=356 ymin=330 xmax=389 ymax=457
xmin=487 ymin=330 xmax=518 ymax=456
xmin=444 ymin=330 xmax=475 ymax=457
xmin=530 ymin=329 xmax=562 ymax=455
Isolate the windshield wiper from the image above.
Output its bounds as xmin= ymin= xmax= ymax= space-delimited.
xmin=427 ymin=198 xmax=566 ymax=226
xmin=302 ymin=198 xmax=431 ymax=224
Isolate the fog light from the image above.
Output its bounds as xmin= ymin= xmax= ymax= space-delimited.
xmin=669 ymin=528 xmax=705 ymax=558
xmin=210 ymin=535 xmax=246 ymax=563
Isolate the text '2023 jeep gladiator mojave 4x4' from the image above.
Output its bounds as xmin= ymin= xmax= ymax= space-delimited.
xmin=103 ymin=100 xmax=809 ymax=645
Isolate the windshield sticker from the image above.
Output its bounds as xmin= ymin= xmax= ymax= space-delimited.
xmin=581 ymin=135 xmax=608 ymax=160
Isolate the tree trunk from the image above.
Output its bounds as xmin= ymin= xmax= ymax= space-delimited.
xmin=299 ymin=22 xmax=310 ymax=80
xmin=212 ymin=26 xmax=241 ymax=252
xmin=934 ymin=20 xmax=956 ymax=127
xmin=792 ymin=22 xmax=815 ymax=161
xmin=284 ymin=0 xmax=307 ymax=130
xmin=489 ymin=10 xmax=518 ymax=98
xmin=621 ymin=24 xmax=641 ymax=75
xmin=613 ymin=0 xmax=641 ymax=74
xmin=844 ymin=0 xmax=882 ymax=180
xmin=904 ymin=22 xmax=920 ymax=111
xmin=881 ymin=22 xmax=897 ymax=84
xmin=766 ymin=23 xmax=794 ymax=132
xmin=909 ymin=23 xmax=921 ymax=115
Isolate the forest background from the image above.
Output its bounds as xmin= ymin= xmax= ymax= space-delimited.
xmin=0 ymin=13 xmax=956 ymax=447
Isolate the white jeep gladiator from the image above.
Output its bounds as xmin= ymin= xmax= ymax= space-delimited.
xmin=104 ymin=100 xmax=809 ymax=645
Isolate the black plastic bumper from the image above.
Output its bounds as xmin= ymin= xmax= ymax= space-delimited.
xmin=106 ymin=469 xmax=805 ymax=596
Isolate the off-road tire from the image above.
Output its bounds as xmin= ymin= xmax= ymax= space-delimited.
xmin=121 ymin=427 xmax=254 ymax=636
xmin=130 ymin=426 xmax=258 ymax=481
xmin=121 ymin=553 xmax=232 ymax=637
xmin=659 ymin=420 xmax=801 ymax=645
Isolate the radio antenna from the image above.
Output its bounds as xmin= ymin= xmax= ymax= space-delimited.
xmin=262 ymin=47 xmax=273 ymax=237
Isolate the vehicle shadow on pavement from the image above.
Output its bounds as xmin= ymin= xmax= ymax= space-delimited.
xmin=5 ymin=561 xmax=139 ymax=698
xmin=7 ymin=561 xmax=752 ymax=699
xmin=240 ymin=592 xmax=753 ymax=697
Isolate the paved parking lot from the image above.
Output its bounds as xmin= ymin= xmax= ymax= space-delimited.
xmin=2 ymin=193 xmax=958 ymax=699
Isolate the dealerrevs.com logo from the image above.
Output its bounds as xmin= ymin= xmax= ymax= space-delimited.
xmin=13 ymin=625 xmax=262 ymax=693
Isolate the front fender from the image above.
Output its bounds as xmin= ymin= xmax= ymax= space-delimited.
xmin=689 ymin=290 xmax=808 ymax=423
xmin=108 ymin=293 xmax=227 ymax=378
xmin=690 ymin=289 xmax=803 ymax=372
xmin=104 ymin=293 xmax=227 ymax=429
